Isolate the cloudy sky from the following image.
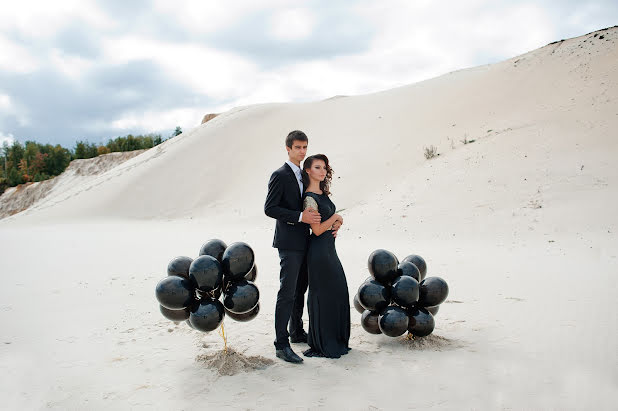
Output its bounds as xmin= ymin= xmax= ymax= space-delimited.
xmin=1 ymin=1 xmax=616 ymax=147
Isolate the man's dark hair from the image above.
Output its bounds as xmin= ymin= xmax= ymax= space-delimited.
xmin=285 ymin=130 xmax=308 ymax=148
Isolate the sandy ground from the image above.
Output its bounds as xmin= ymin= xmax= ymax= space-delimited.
xmin=0 ymin=27 xmax=617 ymax=409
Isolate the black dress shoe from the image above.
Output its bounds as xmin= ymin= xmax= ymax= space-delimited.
xmin=290 ymin=330 xmax=308 ymax=343
xmin=276 ymin=346 xmax=303 ymax=363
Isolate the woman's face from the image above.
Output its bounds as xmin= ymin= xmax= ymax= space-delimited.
xmin=306 ymin=159 xmax=327 ymax=182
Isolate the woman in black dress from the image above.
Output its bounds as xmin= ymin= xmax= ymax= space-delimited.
xmin=300 ymin=154 xmax=351 ymax=358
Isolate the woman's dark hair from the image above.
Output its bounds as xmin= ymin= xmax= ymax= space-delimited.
xmin=285 ymin=130 xmax=308 ymax=148
xmin=302 ymin=154 xmax=334 ymax=196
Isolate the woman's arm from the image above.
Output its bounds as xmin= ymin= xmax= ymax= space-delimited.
xmin=303 ymin=195 xmax=343 ymax=235
xmin=310 ymin=213 xmax=342 ymax=236
xmin=304 ymin=195 xmax=342 ymax=236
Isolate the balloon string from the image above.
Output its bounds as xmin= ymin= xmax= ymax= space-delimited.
xmin=218 ymin=322 xmax=228 ymax=354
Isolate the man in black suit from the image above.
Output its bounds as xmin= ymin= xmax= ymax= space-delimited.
xmin=264 ymin=130 xmax=321 ymax=363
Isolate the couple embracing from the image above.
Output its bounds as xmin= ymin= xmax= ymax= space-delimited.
xmin=264 ymin=130 xmax=351 ymax=363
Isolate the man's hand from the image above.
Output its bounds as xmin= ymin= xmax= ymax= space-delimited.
xmin=331 ymin=220 xmax=342 ymax=238
xmin=301 ymin=208 xmax=321 ymax=224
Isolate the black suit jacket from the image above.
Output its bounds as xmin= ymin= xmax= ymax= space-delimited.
xmin=264 ymin=163 xmax=310 ymax=251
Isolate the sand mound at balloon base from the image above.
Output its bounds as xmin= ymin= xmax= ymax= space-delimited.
xmin=401 ymin=334 xmax=461 ymax=351
xmin=196 ymin=348 xmax=274 ymax=376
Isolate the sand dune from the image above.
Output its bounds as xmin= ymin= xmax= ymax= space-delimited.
xmin=4 ymin=27 xmax=616 ymax=224
xmin=0 ymin=27 xmax=616 ymax=409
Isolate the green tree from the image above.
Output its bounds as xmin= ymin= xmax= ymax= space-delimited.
xmin=32 ymin=152 xmax=49 ymax=181
xmin=7 ymin=167 xmax=22 ymax=186
xmin=45 ymin=144 xmax=71 ymax=175
xmin=1 ymin=141 xmax=8 ymax=179
xmin=73 ymin=140 xmax=98 ymax=159
xmin=7 ymin=140 xmax=24 ymax=169
xmin=74 ymin=141 xmax=87 ymax=159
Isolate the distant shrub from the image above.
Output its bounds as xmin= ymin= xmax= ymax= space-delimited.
xmin=461 ymin=134 xmax=476 ymax=145
xmin=424 ymin=145 xmax=438 ymax=159
xmin=97 ymin=146 xmax=111 ymax=155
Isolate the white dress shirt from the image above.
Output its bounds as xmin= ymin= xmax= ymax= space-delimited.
xmin=286 ymin=160 xmax=304 ymax=222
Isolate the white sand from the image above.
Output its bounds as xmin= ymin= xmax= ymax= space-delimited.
xmin=0 ymin=27 xmax=617 ymax=409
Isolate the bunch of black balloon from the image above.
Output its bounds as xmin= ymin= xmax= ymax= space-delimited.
xmin=354 ymin=250 xmax=449 ymax=339
xmin=155 ymin=239 xmax=260 ymax=348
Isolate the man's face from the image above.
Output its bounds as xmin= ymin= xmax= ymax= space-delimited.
xmin=286 ymin=140 xmax=307 ymax=165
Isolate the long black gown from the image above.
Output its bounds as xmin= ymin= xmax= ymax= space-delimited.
xmin=302 ymin=191 xmax=351 ymax=358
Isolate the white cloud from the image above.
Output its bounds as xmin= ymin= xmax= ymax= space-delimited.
xmin=0 ymin=94 xmax=12 ymax=111
xmin=0 ymin=91 xmax=30 ymax=128
xmin=0 ymin=0 xmax=113 ymax=38
xmin=0 ymin=1 xmax=109 ymax=76
xmin=0 ymin=35 xmax=41 ymax=73
xmin=109 ymin=107 xmax=206 ymax=134
xmin=0 ymin=132 xmax=15 ymax=147
xmin=152 ymin=0 xmax=288 ymax=35
xmin=566 ymin=2 xmax=605 ymax=28
xmin=100 ymin=35 xmax=260 ymax=99
xmin=49 ymin=48 xmax=96 ymax=79
xmin=0 ymin=92 xmax=29 ymax=127
xmin=269 ymin=8 xmax=316 ymax=41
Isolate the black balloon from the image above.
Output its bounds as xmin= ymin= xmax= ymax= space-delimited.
xmin=189 ymin=299 xmax=225 ymax=332
xmin=426 ymin=305 xmax=440 ymax=316
xmin=186 ymin=319 xmax=195 ymax=329
xmin=353 ymin=293 xmax=365 ymax=314
xmin=167 ymin=256 xmax=193 ymax=279
xmin=398 ymin=261 xmax=421 ymax=282
xmin=159 ymin=305 xmax=191 ymax=322
xmin=407 ymin=307 xmax=435 ymax=337
xmin=223 ymin=280 xmax=260 ymax=314
xmin=358 ymin=279 xmax=391 ymax=312
xmin=418 ymin=277 xmax=449 ymax=307
xmin=189 ymin=255 xmax=223 ymax=292
xmin=225 ymin=302 xmax=260 ymax=322
xmin=222 ymin=242 xmax=255 ymax=281
xmin=361 ymin=310 xmax=382 ymax=334
xmin=155 ymin=276 xmax=195 ymax=310
xmin=199 ymin=239 xmax=227 ymax=262
xmin=245 ymin=264 xmax=258 ymax=282
xmin=402 ymin=255 xmax=427 ymax=280
xmin=391 ymin=276 xmax=420 ymax=308
xmin=368 ymin=249 xmax=399 ymax=284
xmin=378 ymin=306 xmax=409 ymax=337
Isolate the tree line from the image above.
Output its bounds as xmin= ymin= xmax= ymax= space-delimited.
xmin=0 ymin=126 xmax=182 ymax=194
